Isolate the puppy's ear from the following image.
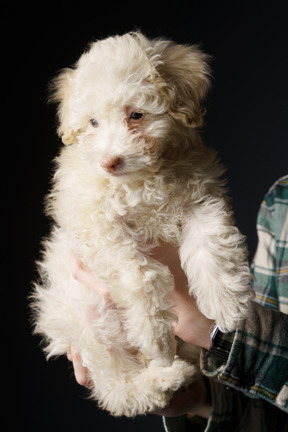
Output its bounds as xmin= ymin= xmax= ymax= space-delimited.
xmin=49 ymin=68 xmax=76 ymax=145
xmin=156 ymin=43 xmax=211 ymax=127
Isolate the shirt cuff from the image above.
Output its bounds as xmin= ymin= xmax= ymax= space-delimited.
xmin=201 ymin=301 xmax=288 ymax=412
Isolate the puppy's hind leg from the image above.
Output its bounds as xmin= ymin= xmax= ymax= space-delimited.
xmin=109 ymin=256 xmax=177 ymax=367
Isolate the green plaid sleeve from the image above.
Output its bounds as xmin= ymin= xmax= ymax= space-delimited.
xmin=251 ymin=175 xmax=288 ymax=313
xmin=202 ymin=302 xmax=288 ymax=412
xmin=202 ymin=176 xmax=288 ymax=414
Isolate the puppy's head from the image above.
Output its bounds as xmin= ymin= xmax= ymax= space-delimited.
xmin=51 ymin=32 xmax=211 ymax=179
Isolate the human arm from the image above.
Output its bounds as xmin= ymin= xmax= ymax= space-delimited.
xmin=201 ymin=177 xmax=288 ymax=413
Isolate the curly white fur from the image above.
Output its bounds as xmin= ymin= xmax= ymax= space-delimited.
xmin=32 ymin=32 xmax=253 ymax=416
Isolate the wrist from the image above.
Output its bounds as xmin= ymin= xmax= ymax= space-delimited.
xmin=201 ymin=321 xmax=215 ymax=350
xmin=188 ymin=319 xmax=214 ymax=350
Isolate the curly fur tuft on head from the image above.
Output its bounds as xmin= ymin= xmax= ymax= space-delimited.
xmin=50 ymin=32 xmax=211 ymax=145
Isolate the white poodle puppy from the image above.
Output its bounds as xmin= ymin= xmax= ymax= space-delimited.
xmin=32 ymin=32 xmax=253 ymax=416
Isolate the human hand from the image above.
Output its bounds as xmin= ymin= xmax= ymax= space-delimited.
xmin=152 ymin=376 xmax=211 ymax=419
xmin=151 ymin=243 xmax=214 ymax=350
xmin=68 ymin=255 xmax=111 ymax=387
xmin=67 ymin=345 xmax=92 ymax=388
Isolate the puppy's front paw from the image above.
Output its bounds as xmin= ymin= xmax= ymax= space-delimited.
xmin=148 ymin=357 xmax=198 ymax=393
xmin=214 ymin=287 xmax=254 ymax=332
xmin=196 ymin=277 xmax=254 ymax=332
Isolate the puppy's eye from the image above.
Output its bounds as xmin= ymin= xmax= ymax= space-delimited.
xmin=90 ymin=118 xmax=99 ymax=128
xmin=130 ymin=112 xmax=143 ymax=120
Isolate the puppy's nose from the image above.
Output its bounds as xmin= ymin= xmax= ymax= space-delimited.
xmin=100 ymin=156 xmax=121 ymax=173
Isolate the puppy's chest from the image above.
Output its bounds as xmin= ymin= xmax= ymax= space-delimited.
xmin=57 ymin=171 xmax=188 ymax=245
xmin=119 ymin=191 xmax=186 ymax=244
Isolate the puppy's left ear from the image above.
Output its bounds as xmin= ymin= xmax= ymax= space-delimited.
xmin=156 ymin=43 xmax=211 ymax=127
xmin=49 ymin=68 xmax=77 ymax=145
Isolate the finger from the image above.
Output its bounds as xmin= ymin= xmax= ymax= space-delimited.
xmin=152 ymin=244 xmax=188 ymax=294
xmin=152 ymin=377 xmax=211 ymax=418
xmin=70 ymin=254 xmax=111 ymax=298
xmin=70 ymin=346 xmax=91 ymax=388
xmin=67 ymin=348 xmax=72 ymax=362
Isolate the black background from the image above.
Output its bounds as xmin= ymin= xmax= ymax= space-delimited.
xmin=8 ymin=1 xmax=287 ymax=431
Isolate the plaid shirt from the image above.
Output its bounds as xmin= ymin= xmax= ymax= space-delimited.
xmin=164 ymin=176 xmax=288 ymax=432
xmin=252 ymin=175 xmax=288 ymax=314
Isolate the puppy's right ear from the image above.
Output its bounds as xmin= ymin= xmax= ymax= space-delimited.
xmin=154 ymin=42 xmax=211 ymax=128
xmin=49 ymin=68 xmax=76 ymax=145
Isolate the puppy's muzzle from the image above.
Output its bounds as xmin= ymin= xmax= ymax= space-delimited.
xmin=100 ymin=156 xmax=121 ymax=173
